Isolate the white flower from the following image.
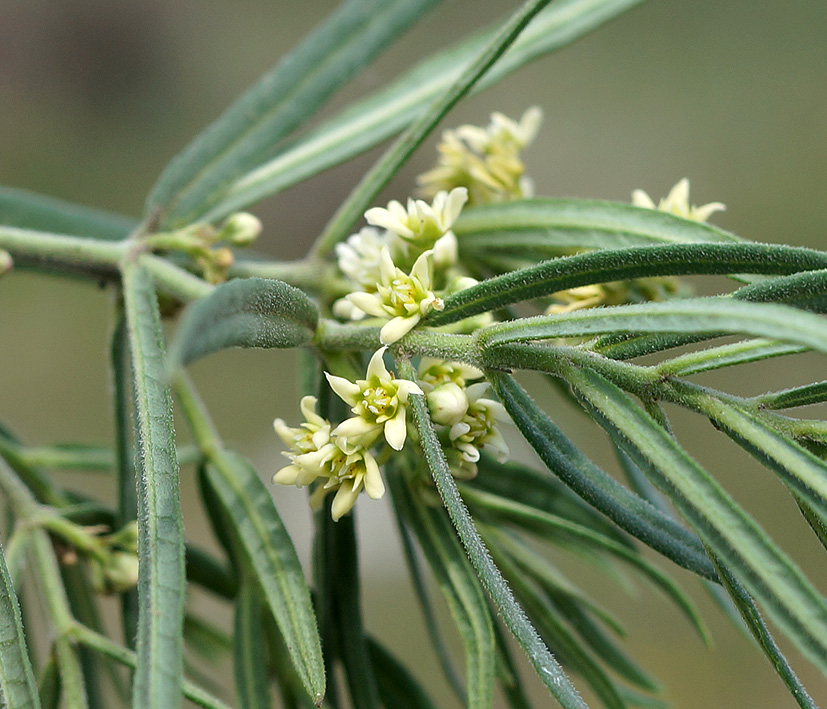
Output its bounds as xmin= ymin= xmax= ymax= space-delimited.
xmin=449 ymin=382 xmax=510 ymax=465
xmin=335 ymin=226 xmax=391 ymax=290
xmin=364 ymin=188 xmax=467 ymax=247
xmin=632 ymin=178 xmax=725 ymax=223
xmin=326 ymin=347 xmax=423 ymax=452
xmin=426 ymin=382 xmax=469 ymax=426
xmin=345 ymin=248 xmax=444 ymax=344
xmin=417 ymin=358 xmax=484 ymax=390
xmin=418 ymin=107 xmax=542 ymax=204
xmin=273 ymin=396 xmax=334 ymax=488
xmin=307 ymin=445 xmax=385 ymax=522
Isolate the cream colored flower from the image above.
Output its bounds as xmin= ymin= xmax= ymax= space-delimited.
xmin=417 ymin=358 xmax=484 ymax=390
xmin=364 ymin=188 xmax=467 ymax=250
xmin=632 ymin=178 xmax=725 ymax=223
xmin=326 ymin=347 xmax=423 ymax=452
xmin=307 ymin=445 xmax=385 ymax=522
xmin=449 ymin=382 xmax=510 ymax=465
xmin=345 ymin=248 xmax=444 ymax=344
xmin=418 ymin=107 xmax=542 ymax=205
xmin=335 ymin=226 xmax=391 ymax=291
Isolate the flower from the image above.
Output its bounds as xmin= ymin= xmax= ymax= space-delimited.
xmin=273 ymin=396 xmax=335 ymax=489
xmin=632 ymin=178 xmax=725 ymax=223
xmin=417 ymin=358 xmax=484 ymax=390
xmin=426 ymin=382 xmax=469 ymax=426
xmin=334 ymin=226 xmax=392 ymax=291
xmin=417 ymin=107 xmax=542 ymax=205
xmin=307 ymin=445 xmax=385 ymax=522
xmin=345 ymin=248 xmax=444 ymax=344
xmin=364 ymin=188 xmax=467 ymax=250
xmin=217 ymin=212 xmax=263 ymax=246
xmin=326 ymin=347 xmax=423 ymax=452
xmin=448 ymin=382 xmax=510 ymax=467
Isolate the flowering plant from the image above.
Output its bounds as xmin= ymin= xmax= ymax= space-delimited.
xmin=1 ymin=2 xmax=826 ymax=708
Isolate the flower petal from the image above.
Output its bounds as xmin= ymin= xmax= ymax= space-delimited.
xmin=325 ymin=372 xmax=361 ymax=406
xmin=363 ymin=452 xmax=385 ymax=499
xmin=331 ymin=479 xmax=361 ymax=521
xmin=345 ymin=292 xmax=386 ymax=318
xmin=366 ymin=346 xmax=390 ymax=380
xmin=384 ymin=406 xmax=408 ymax=451
xmin=380 ymin=314 xmax=419 ymax=345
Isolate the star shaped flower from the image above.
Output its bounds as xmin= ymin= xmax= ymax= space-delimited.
xmin=632 ymin=178 xmax=725 ymax=223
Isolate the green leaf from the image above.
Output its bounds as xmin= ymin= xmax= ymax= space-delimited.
xmin=477 ymin=297 xmax=827 ymax=354
xmin=208 ymin=0 xmax=646 ymax=221
xmin=565 ymin=366 xmax=827 ymax=675
xmin=203 ymin=451 xmax=325 ymax=704
xmin=147 ymin=0 xmax=442 ymax=229
xmin=0 ymin=542 xmax=41 ymax=709
xmin=121 ymin=262 xmax=186 ymax=708
xmin=431 ymin=242 xmax=827 ymax=326
xmin=655 ymin=339 xmax=805 ymax=377
xmin=463 ymin=486 xmax=706 ymax=639
xmin=185 ymin=545 xmax=237 ymax=600
xmin=234 ymin=579 xmax=272 ymax=709
xmin=0 ymin=186 xmax=135 ymax=240
xmin=487 ymin=372 xmax=715 ymax=580
xmin=367 ymin=637 xmax=438 ymax=709
xmin=709 ymin=553 xmax=817 ymax=709
xmin=395 ymin=357 xmax=588 ymax=708
xmin=389 ymin=474 xmax=495 ymax=708
xmin=753 ymin=381 xmax=827 ymax=410
xmin=170 ymin=277 xmax=318 ymax=367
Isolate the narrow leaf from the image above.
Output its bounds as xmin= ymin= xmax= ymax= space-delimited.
xmin=204 ymin=451 xmax=325 ymax=704
xmin=234 ymin=579 xmax=272 ymax=709
xmin=488 ymin=372 xmax=716 ymax=579
xmin=147 ymin=0 xmax=442 ymax=228
xmin=431 ymin=242 xmax=827 ymax=326
xmin=366 ymin=638 xmax=438 ymax=709
xmin=210 ymin=0 xmax=646 ymax=220
xmin=566 ymin=366 xmax=827 ymax=675
xmin=170 ymin=277 xmax=318 ymax=367
xmin=395 ymin=357 xmax=588 ymax=708
xmin=0 ymin=542 xmax=40 ymax=709
xmin=122 ymin=262 xmax=186 ymax=707
xmin=655 ymin=339 xmax=805 ymax=377
xmin=0 ymin=186 xmax=135 ymax=240
xmin=753 ymin=381 xmax=827 ymax=411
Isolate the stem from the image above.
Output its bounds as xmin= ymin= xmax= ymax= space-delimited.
xmin=0 ymin=225 xmax=126 ymax=275
xmin=70 ymin=624 xmax=232 ymax=709
xmin=228 ymin=257 xmax=337 ymax=291
xmin=171 ymin=372 xmax=223 ymax=459
xmin=139 ymin=253 xmax=213 ymax=301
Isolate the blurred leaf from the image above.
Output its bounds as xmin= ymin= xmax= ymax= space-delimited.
xmin=147 ymin=0 xmax=443 ymax=229
xmin=234 ymin=579 xmax=272 ymax=709
xmin=464 ymin=486 xmax=706 ymax=639
xmin=170 ymin=278 xmax=318 ymax=367
xmin=37 ymin=650 xmax=60 ymax=709
xmin=184 ymin=545 xmax=237 ymax=600
xmin=0 ymin=542 xmax=41 ymax=709
xmin=431 ymin=242 xmax=827 ymax=326
xmin=566 ymin=366 xmax=827 ymax=675
xmin=397 ymin=357 xmax=588 ymax=708
xmin=389 ymin=474 xmax=495 ymax=708
xmin=488 ymin=372 xmax=715 ymax=579
xmin=208 ymin=0 xmax=646 ymax=221
xmin=0 ymin=186 xmax=135 ymax=240
xmin=367 ymin=637 xmax=438 ymax=709
xmin=478 ymin=298 xmax=827 ymax=353
xmin=203 ymin=451 xmax=325 ymax=704
xmin=121 ymin=262 xmax=186 ymax=708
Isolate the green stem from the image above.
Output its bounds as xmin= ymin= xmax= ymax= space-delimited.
xmin=0 ymin=225 xmax=126 ymax=272
xmin=170 ymin=372 xmax=222 ymax=458
xmin=31 ymin=514 xmax=109 ymax=564
xmin=138 ymin=253 xmax=213 ymax=301
xmin=69 ymin=624 xmax=231 ymax=709
xmin=310 ymin=0 xmax=555 ymax=257
xmin=228 ymin=257 xmax=337 ymax=291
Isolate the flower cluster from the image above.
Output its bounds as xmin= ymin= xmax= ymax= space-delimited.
xmin=632 ymin=177 xmax=725 ymax=223
xmin=333 ymin=187 xmax=472 ymax=344
xmin=274 ymin=351 xmax=511 ymax=518
xmin=417 ymin=107 xmax=543 ymax=205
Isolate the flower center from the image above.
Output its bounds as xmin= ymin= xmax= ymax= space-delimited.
xmin=362 ymin=386 xmax=394 ymax=418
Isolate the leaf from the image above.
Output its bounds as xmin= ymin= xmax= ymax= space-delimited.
xmin=121 ymin=262 xmax=186 ymax=708
xmin=0 ymin=186 xmax=135 ymax=240
xmin=367 ymin=638 xmax=438 ymax=709
xmin=207 ymin=0 xmax=647 ymax=221
xmin=147 ymin=0 xmax=443 ymax=229
xmin=170 ymin=277 xmax=318 ymax=367
xmin=709 ymin=553 xmax=818 ymax=709
xmin=430 ymin=241 xmax=827 ymax=326
xmin=654 ymin=339 xmax=805 ymax=377
xmin=565 ymin=366 xmax=827 ymax=675
xmin=203 ymin=450 xmax=325 ymax=704
xmin=753 ymin=381 xmax=827 ymax=410
xmin=234 ymin=579 xmax=272 ymax=709
xmin=477 ymin=297 xmax=827 ymax=354
xmin=487 ymin=372 xmax=716 ymax=579
xmin=184 ymin=545 xmax=237 ymax=600
xmin=395 ymin=357 xmax=588 ymax=708
xmin=389 ymin=474 xmax=495 ymax=708
xmin=0 ymin=542 xmax=41 ymax=709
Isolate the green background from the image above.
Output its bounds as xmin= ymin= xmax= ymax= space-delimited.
xmin=1 ymin=1 xmax=825 ymax=706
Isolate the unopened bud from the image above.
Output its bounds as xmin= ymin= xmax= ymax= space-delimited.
xmin=219 ymin=212 xmax=263 ymax=246
xmin=0 ymin=250 xmax=13 ymax=275
xmin=212 ymin=246 xmax=235 ymax=270
xmin=426 ymin=382 xmax=468 ymax=426
xmin=104 ymin=551 xmax=140 ymax=593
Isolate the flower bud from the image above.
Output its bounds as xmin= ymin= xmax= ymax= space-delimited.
xmin=103 ymin=552 xmax=140 ymax=593
xmin=0 ymin=250 xmax=12 ymax=275
xmin=426 ymin=382 xmax=468 ymax=426
xmin=219 ymin=212 xmax=263 ymax=246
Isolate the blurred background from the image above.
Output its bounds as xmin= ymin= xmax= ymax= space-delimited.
xmin=1 ymin=0 xmax=826 ymax=706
